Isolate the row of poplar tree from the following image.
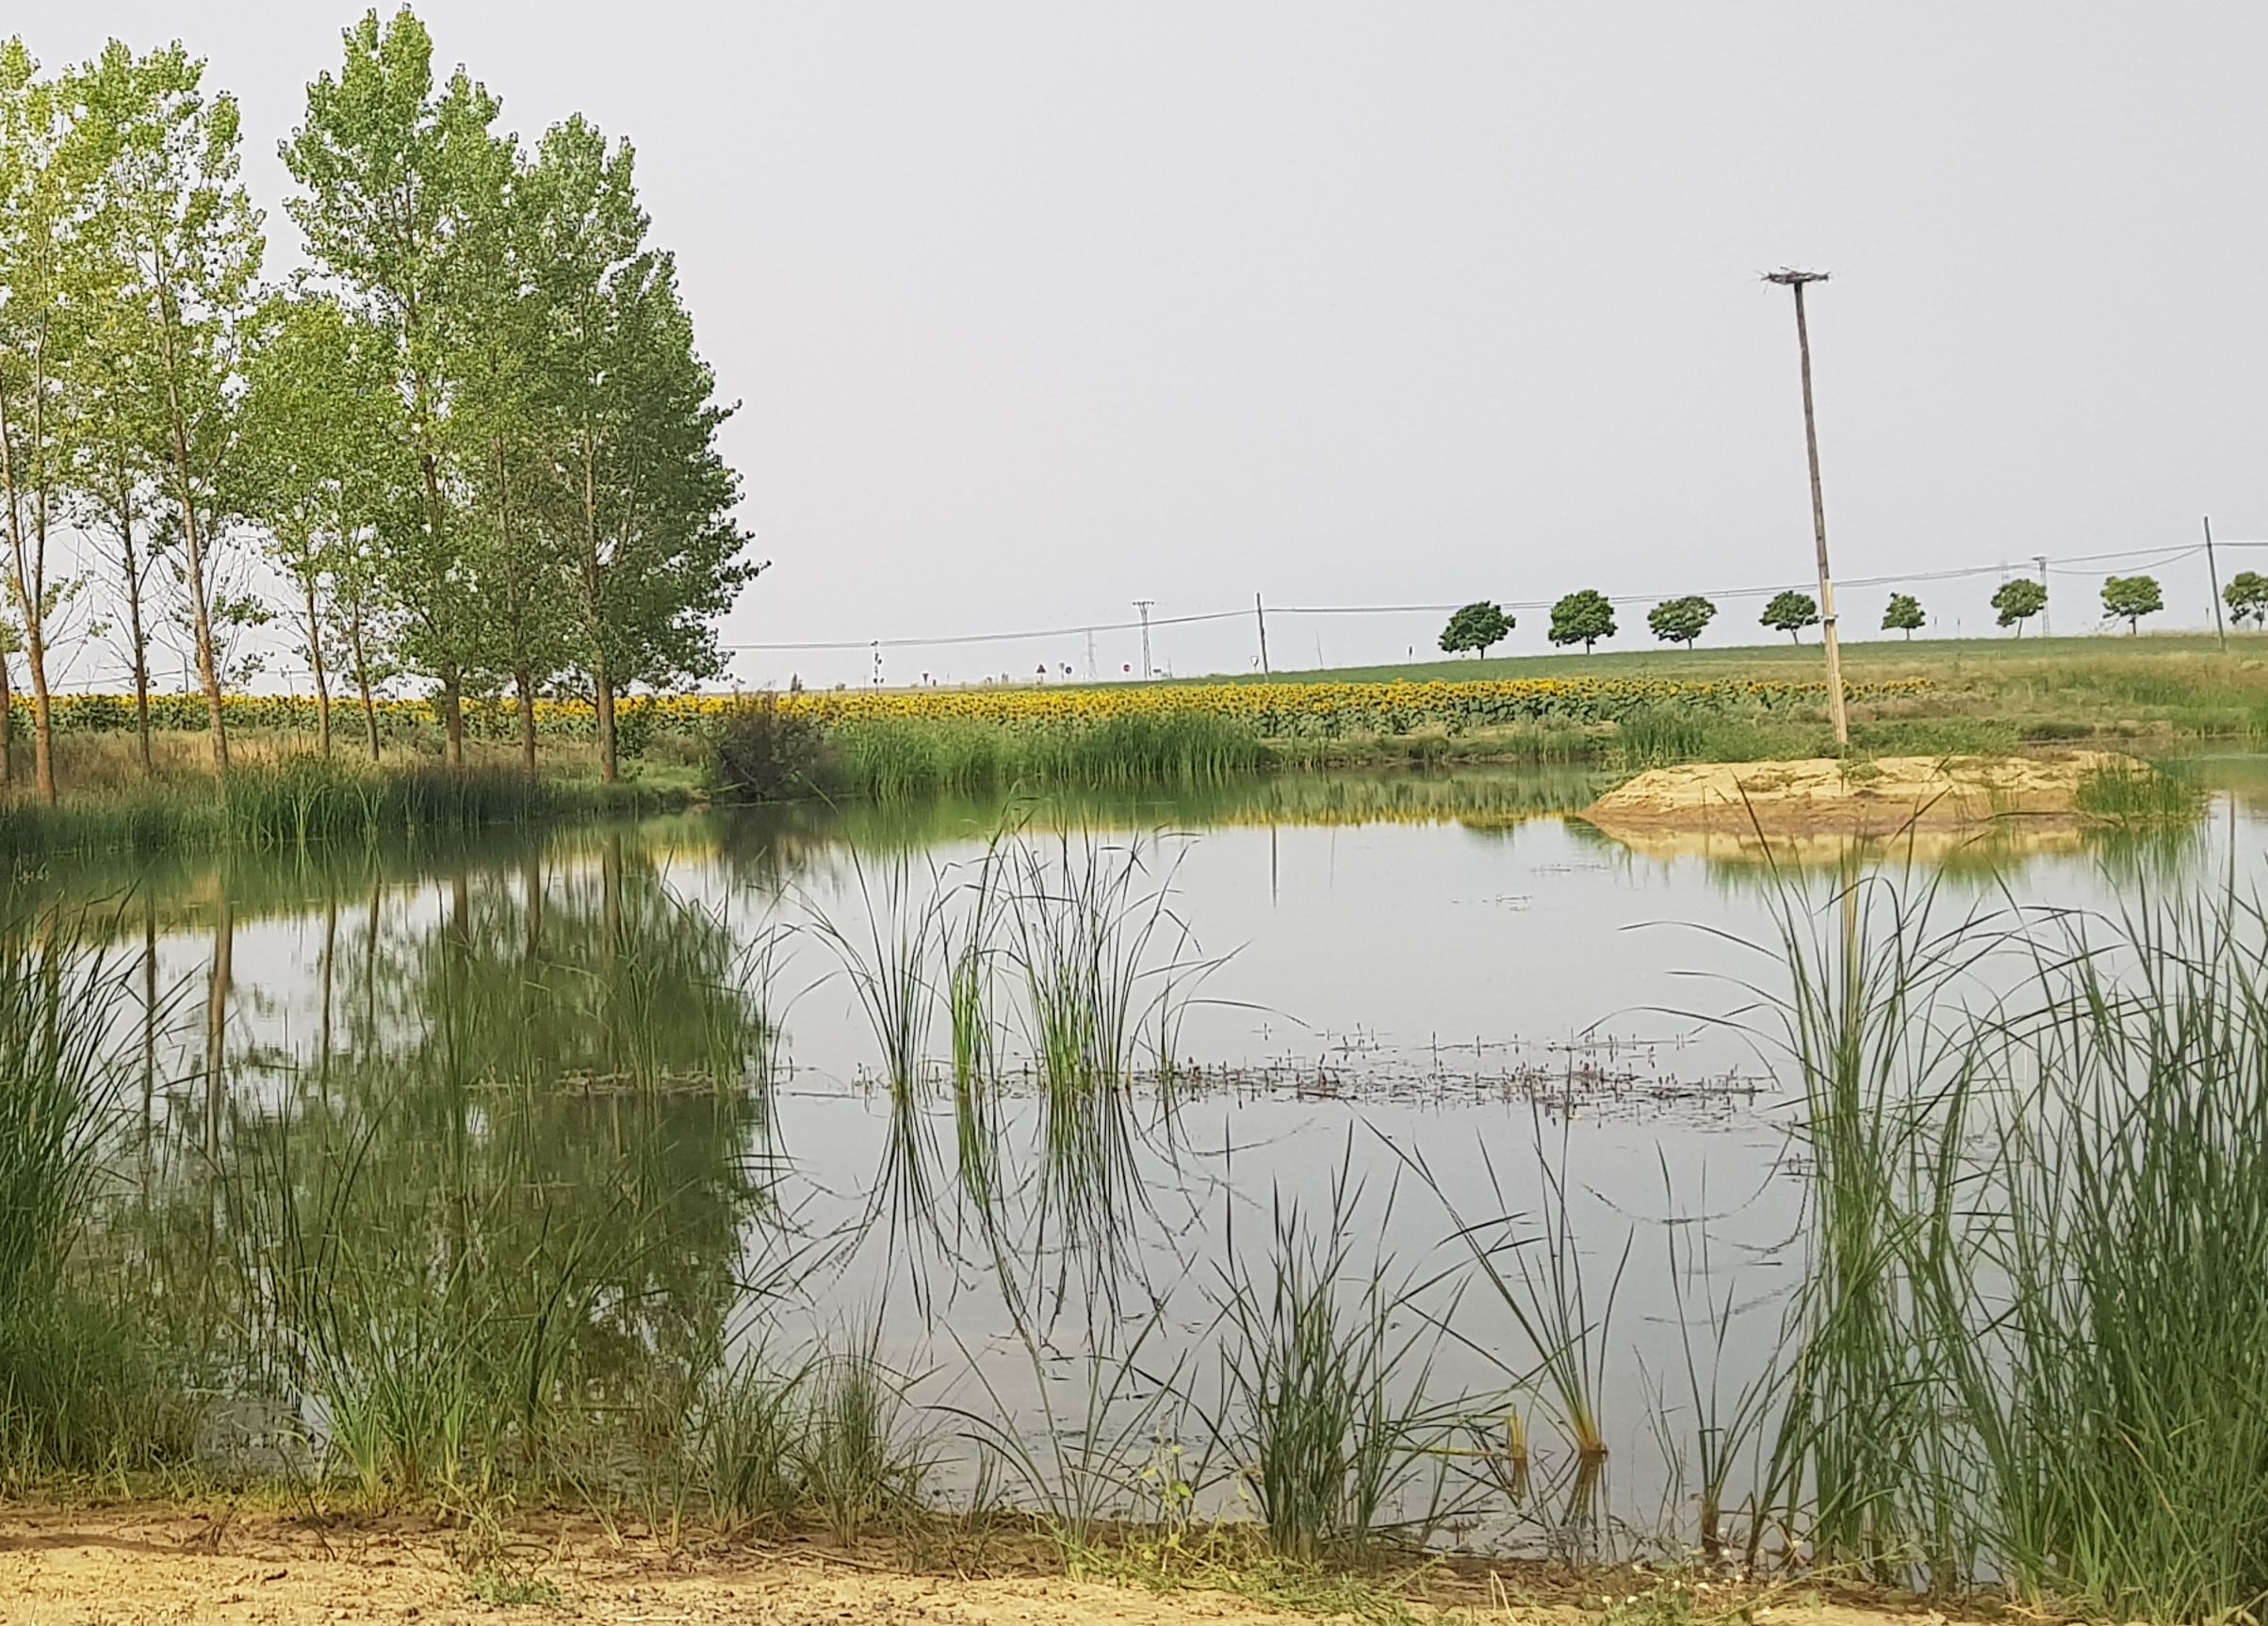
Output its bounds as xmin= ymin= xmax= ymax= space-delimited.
xmin=0 ymin=10 xmax=757 ymax=802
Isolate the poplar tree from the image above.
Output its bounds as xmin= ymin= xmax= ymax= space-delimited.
xmin=454 ymin=153 xmax=568 ymax=772
xmin=0 ymin=41 xmax=91 ymax=802
xmin=71 ymin=285 xmax=167 ymax=772
xmin=283 ymin=9 xmax=511 ymax=766
xmin=523 ymin=116 xmax=753 ymax=782
xmin=76 ymin=41 xmax=265 ymax=777
xmin=240 ymin=290 xmax=402 ymax=755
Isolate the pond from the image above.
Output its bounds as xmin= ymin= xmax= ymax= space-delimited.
xmin=57 ymin=758 xmax=2268 ymax=1560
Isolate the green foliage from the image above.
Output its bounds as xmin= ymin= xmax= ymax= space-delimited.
xmin=1767 ymin=879 xmax=2268 ymax=1619
xmin=709 ymin=693 xmax=825 ymax=803
xmin=2075 ymin=760 xmax=2199 ymax=821
xmin=2100 ymin=573 xmax=2163 ymax=633
xmin=1991 ymin=575 xmax=2047 ymax=633
xmin=1760 ymin=590 xmax=1819 ymax=642
xmin=1881 ymin=593 xmax=1925 ymax=638
xmin=1214 ymin=1170 xmax=1472 ymax=1562
xmin=1646 ymin=595 xmax=1716 ymax=647
xmin=1547 ymin=589 xmax=1617 ymax=652
xmin=1438 ymin=600 xmax=1512 ymax=657
xmin=828 ymin=712 xmax=1265 ymax=801
xmin=2225 ymin=570 xmax=2268 ymax=629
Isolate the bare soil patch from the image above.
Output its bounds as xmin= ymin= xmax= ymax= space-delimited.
xmin=1585 ymin=751 xmax=2130 ymax=837
xmin=0 ymin=1504 xmax=1983 ymax=1626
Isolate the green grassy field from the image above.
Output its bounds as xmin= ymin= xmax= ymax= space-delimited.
xmin=1196 ymin=632 xmax=2268 ymax=763
xmin=1215 ymin=629 xmax=2266 ymax=687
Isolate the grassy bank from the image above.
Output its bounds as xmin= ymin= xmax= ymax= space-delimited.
xmin=707 ymin=639 xmax=2268 ymax=802
xmin=0 ymin=752 xmax=689 ymax=862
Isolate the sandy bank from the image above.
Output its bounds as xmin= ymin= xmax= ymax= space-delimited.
xmin=0 ymin=1504 xmax=1983 ymax=1626
xmin=1584 ymin=751 xmax=2133 ymax=836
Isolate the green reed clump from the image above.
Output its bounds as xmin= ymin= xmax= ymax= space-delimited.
xmin=1760 ymin=870 xmax=2268 ymax=1619
xmin=0 ymin=908 xmax=193 ymax=1474
xmin=1615 ymin=705 xmax=1712 ymax=767
xmin=1003 ymin=834 xmax=1201 ymax=1268
xmin=692 ymin=1354 xmax=808 ymax=1531
xmin=2074 ymin=759 xmax=2199 ymax=821
xmin=826 ymin=712 xmax=1264 ymax=801
xmin=0 ymin=757 xmax=673 ymax=862
xmin=222 ymin=1112 xmax=639 ymax=1501
xmin=1956 ymin=893 xmax=2268 ymax=1620
xmin=796 ymin=1343 xmax=931 ymax=1543
xmin=1213 ymin=1173 xmax=1475 ymax=1563
xmin=682 ymin=1339 xmax=929 ymax=1542
xmin=1405 ymin=1117 xmax=1628 ymax=1472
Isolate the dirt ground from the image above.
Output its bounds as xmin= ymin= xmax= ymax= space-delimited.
xmin=1585 ymin=751 xmax=2130 ymax=836
xmin=0 ymin=1504 xmax=1971 ymax=1626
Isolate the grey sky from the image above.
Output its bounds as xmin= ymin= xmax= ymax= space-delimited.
xmin=16 ymin=2 xmax=2267 ymax=687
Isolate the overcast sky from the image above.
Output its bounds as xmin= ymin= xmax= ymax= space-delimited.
xmin=14 ymin=2 xmax=2268 ymax=688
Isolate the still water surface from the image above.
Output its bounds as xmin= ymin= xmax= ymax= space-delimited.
xmin=80 ymin=763 xmax=2268 ymax=1546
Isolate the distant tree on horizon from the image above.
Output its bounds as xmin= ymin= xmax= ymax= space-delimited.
xmin=2226 ymin=571 xmax=2268 ymax=629
xmin=1647 ymin=595 xmax=1716 ymax=647
xmin=1438 ymin=600 xmax=1512 ymax=658
xmin=1761 ymin=590 xmax=1820 ymax=642
xmin=1548 ymin=590 xmax=1616 ymax=653
xmin=2101 ymin=574 xmax=2163 ymax=634
xmin=1882 ymin=593 xmax=1926 ymax=640
xmin=1992 ymin=577 xmax=2048 ymax=636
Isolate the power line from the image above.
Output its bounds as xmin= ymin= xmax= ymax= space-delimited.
xmin=717 ymin=540 xmax=2255 ymax=657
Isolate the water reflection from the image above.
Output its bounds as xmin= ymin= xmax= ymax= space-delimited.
xmin=42 ymin=764 xmax=2268 ymax=1553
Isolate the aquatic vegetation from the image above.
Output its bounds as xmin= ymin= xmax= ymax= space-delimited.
xmin=2074 ymin=757 xmax=2200 ymax=821
xmin=1211 ymin=1166 xmax=1479 ymax=1562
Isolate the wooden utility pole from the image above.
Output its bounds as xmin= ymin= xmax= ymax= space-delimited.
xmin=1255 ymin=593 xmax=1271 ymax=675
xmin=2205 ymin=516 xmax=2227 ymax=650
xmin=1767 ymin=269 xmax=1849 ymax=747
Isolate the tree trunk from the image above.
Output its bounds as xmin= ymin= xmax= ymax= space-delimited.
xmin=155 ymin=298 xmax=230 ymax=778
xmin=20 ymin=617 xmax=56 ymax=804
xmin=594 ymin=651 xmax=618 ymax=784
xmin=441 ymin=670 xmax=465 ymax=767
xmin=0 ymin=644 xmax=13 ymax=789
xmin=204 ymin=899 xmax=233 ymax=1162
xmin=349 ymin=604 xmax=381 ymax=762
xmin=302 ymin=574 xmax=333 ymax=755
xmin=580 ymin=425 xmax=618 ymax=783
xmin=122 ymin=494 xmax=153 ymax=775
xmin=494 ymin=435 xmax=537 ymax=776
xmin=514 ymin=666 xmax=538 ymax=774
xmin=0 ymin=371 xmax=58 ymax=804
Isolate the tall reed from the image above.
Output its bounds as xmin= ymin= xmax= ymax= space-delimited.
xmin=1761 ymin=868 xmax=2268 ymax=1618
xmin=1211 ymin=1164 xmax=1476 ymax=1562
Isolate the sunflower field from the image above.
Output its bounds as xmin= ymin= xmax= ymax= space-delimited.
xmin=17 ymin=675 xmax=1923 ymax=746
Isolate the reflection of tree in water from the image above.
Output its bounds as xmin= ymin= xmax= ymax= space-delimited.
xmin=114 ymin=835 xmax=781 ymax=1488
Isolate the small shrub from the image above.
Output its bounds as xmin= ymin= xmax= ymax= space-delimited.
xmin=710 ymin=695 xmax=826 ymax=803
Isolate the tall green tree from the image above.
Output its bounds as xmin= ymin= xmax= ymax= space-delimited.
xmin=1438 ymin=600 xmax=1510 ymax=657
xmin=1992 ymin=577 xmax=2046 ymax=636
xmin=2100 ymin=574 xmax=2162 ymax=635
xmin=1547 ymin=589 xmax=1616 ymax=653
xmin=76 ymin=40 xmax=265 ymax=777
xmin=239 ymin=290 xmax=403 ymax=755
xmin=453 ymin=150 xmax=570 ymax=772
xmin=0 ymin=41 xmax=95 ymax=802
xmin=70 ymin=289 xmax=167 ymax=772
xmin=1882 ymin=593 xmax=1925 ymax=640
xmin=1647 ymin=595 xmax=1715 ymax=647
xmin=1761 ymin=589 xmax=1819 ymax=642
xmin=2225 ymin=571 xmax=2268 ymax=630
xmin=282 ymin=8 xmax=513 ymax=766
xmin=522 ymin=116 xmax=754 ymax=781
